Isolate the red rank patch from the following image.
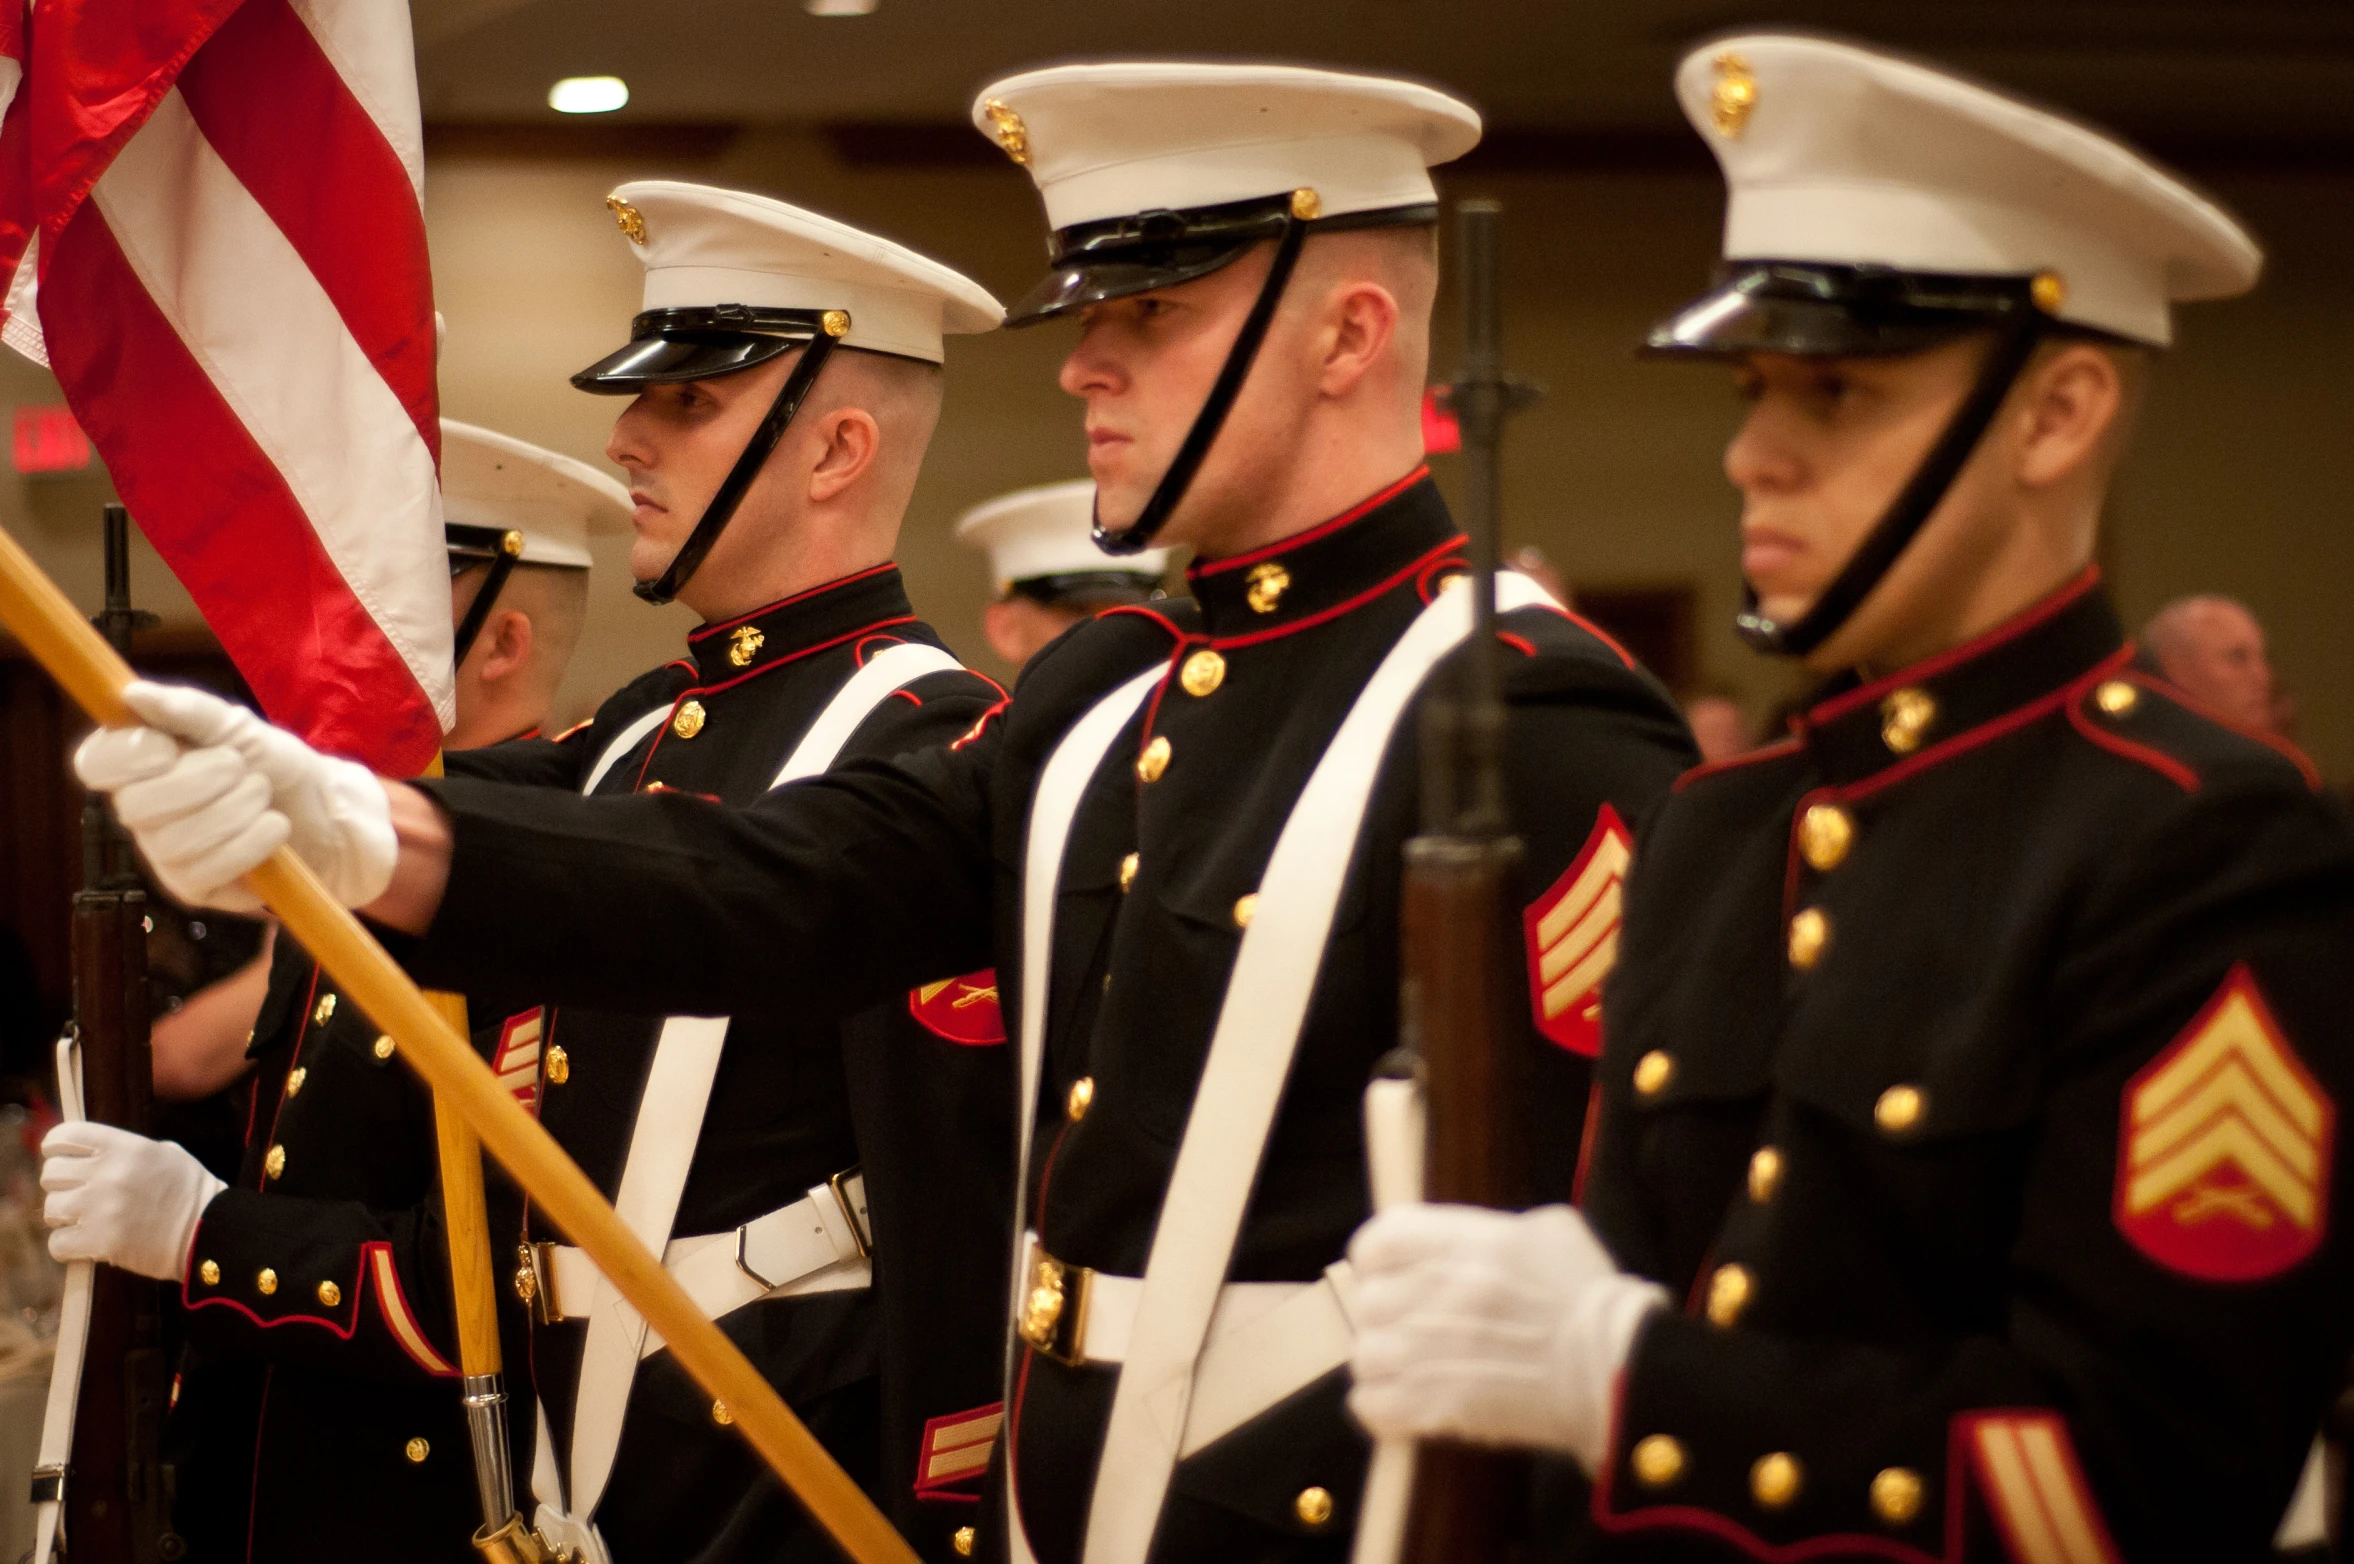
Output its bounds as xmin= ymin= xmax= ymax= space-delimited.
xmin=909 ymin=969 xmax=1006 ymax=1046
xmin=491 ymin=1009 xmax=545 ymax=1116
xmin=2115 ymin=965 xmax=2332 ymax=1282
xmin=1522 ymin=804 xmax=1633 ymax=1057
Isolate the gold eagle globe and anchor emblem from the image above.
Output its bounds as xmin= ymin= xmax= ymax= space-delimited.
xmin=981 ymin=99 xmax=1030 ymax=165
xmin=729 ymin=624 xmax=765 ymax=667
xmin=1244 ymin=561 xmax=1290 ymax=615
xmin=606 ymin=195 xmax=647 ymax=245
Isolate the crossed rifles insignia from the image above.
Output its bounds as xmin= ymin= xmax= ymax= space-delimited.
xmin=2117 ymin=964 xmax=2332 ymax=1282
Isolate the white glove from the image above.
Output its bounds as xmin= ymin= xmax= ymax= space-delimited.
xmin=74 ymin=681 xmax=396 ymax=912
xmin=41 ymin=1120 xmax=227 ymax=1282
xmin=1347 ymin=1202 xmax=1666 ymax=1475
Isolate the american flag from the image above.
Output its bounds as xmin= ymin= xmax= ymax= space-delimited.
xmin=0 ymin=0 xmax=450 ymax=776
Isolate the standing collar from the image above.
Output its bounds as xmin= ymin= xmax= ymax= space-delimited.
xmin=1795 ymin=567 xmax=2123 ymax=786
xmin=685 ymin=564 xmax=917 ymax=684
xmin=1185 ymin=467 xmax=1458 ymax=642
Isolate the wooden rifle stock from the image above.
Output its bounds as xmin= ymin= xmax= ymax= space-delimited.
xmin=1398 ymin=200 xmax=1542 ymax=1564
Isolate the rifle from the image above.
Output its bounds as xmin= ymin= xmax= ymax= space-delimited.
xmin=1393 ymin=199 xmax=1545 ymax=1564
xmin=36 ymin=503 xmax=182 ymax=1564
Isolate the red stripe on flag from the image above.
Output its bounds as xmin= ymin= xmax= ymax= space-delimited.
xmin=25 ymin=0 xmax=246 ymax=248
xmin=176 ymin=0 xmax=437 ymax=461
xmin=43 ymin=202 xmax=441 ymax=775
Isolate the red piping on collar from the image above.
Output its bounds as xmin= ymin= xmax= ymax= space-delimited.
xmin=952 ymin=699 xmax=1010 ymax=751
xmin=1190 ymin=465 xmax=1431 ymax=577
xmin=1834 ymin=647 xmax=2136 ymax=806
xmin=689 ymin=562 xmax=901 ymax=642
xmin=632 ymin=617 xmax=920 ymax=789
xmin=2119 ymin=665 xmax=2323 ymax=791
xmin=1805 ymin=565 xmax=2102 ymax=727
xmin=1210 ymin=535 xmax=1463 ymax=651
xmin=1671 ymin=737 xmax=1804 ymax=794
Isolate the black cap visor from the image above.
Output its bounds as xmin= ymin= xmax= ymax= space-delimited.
xmin=1006 ymin=196 xmax=1438 ymax=327
xmin=1645 ymin=262 xmax=2045 ymax=359
xmin=570 ymin=305 xmax=834 ymax=393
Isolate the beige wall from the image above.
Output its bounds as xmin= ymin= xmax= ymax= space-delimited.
xmin=6 ymin=135 xmax=2349 ymax=778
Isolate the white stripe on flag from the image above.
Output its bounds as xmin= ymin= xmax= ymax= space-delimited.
xmin=285 ymin=0 xmax=425 ymax=197
xmin=91 ymin=88 xmax=454 ymax=729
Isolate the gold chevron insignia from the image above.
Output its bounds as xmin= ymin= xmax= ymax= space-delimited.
xmin=1523 ymin=804 xmax=1634 ymax=1055
xmin=2126 ymin=971 xmax=2326 ymax=1231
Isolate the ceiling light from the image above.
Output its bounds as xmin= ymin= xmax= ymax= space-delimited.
xmin=806 ymin=0 xmax=878 ymax=14
xmin=549 ymin=76 xmax=629 ymax=114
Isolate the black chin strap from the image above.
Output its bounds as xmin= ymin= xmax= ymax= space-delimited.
xmin=1092 ymin=216 xmax=1313 ymax=556
xmin=636 ymin=330 xmax=842 ymax=604
xmin=1738 ymin=317 xmax=2046 ymax=657
xmin=449 ymin=526 xmax=524 ymax=669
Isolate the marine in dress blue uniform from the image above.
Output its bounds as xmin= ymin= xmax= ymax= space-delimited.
xmin=1343 ymin=35 xmax=2354 ymax=1564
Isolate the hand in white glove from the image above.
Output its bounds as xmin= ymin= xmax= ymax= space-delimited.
xmin=74 ymin=681 xmax=396 ymax=912
xmin=41 ymin=1120 xmax=227 ymax=1282
xmin=1347 ymin=1202 xmax=1666 ymax=1475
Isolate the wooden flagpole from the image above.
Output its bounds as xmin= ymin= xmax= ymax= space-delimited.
xmin=0 ymin=518 xmax=918 ymax=1564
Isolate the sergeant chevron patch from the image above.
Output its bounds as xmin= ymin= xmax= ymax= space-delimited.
xmin=909 ymin=969 xmax=1007 ymax=1046
xmin=914 ymin=1401 xmax=1002 ymax=1502
xmin=491 ymin=1009 xmax=546 ymax=1115
xmin=2115 ymin=964 xmax=2331 ymax=1282
xmin=1523 ymin=804 xmax=1632 ymax=1056
xmin=1961 ymin=1411 xmax=2121 ymax=1564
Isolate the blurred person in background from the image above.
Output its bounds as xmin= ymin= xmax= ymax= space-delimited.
xmin=956 ymin=478 xmax=1172 ymax=670
xmin=1680 ymin=687 xmax=1751 ymax=764
xmin=2145 ymin=593 xmax=2288 ymax=734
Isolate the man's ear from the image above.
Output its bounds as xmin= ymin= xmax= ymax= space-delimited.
xmin=808 ymin=407 xmax=882 ymax=503
xmin=2014 ymin=341 xmax=2123 ymax=490
xmin=1317 ymin=281 xmax=1401 ymax=400
xmin=478 ymin=609 xmax=534 ymax=686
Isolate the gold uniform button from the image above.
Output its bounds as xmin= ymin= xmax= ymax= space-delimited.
xmin=256 ymin=1268 xmax=278 ymax=1296
xmin=545 ymin=1045 xmax=570 ymax=1086
xmin=264 ymin=1144 xmax=286 ymax=1180
xmin=672 ymin=699 xmax=707 ymax=740
xmin=1180 ymin=649 xmax=1227 ymax=698
xmin=1797 ymin=803 xmax=1853 ymax=872
xmin=1630 ymin=1434 xmax=1685 ymax=1488
xmin=1750 ymin=1451 xmax=1803 ymax=1510
xmin=1119 ymin=852 xmax=1139 ymax=893
xmin=1747 ymin=1146 xmax=1783 ymax=1204
xmin=1233 ymin=893 xmax=1258 ymax=929
xmin=1706 ymin=1263 xmax=1751 ymax=1327
xmin=1136 ymin=734 xmax=1171 ymax=783
xmin=1066 ymin=1076 xmax=1095 ymax=1122
xmin=1871 ymin=1465 xmax=1925 ymax=1526
xmin=284 ymin=1066 xmax=306 ymax=1098
xmin=317 ymin=1280 xmax=342 ymax=1307
xmin=1633 ymin=1050 xmax=1674 ymax=1097
xmin=312 ymin=993 xmax=337 ymax=1026
xmin=710 ymin=1399 xmax=734 ymax=1426
xmin=2095 ymin=679 xmax=2139 ymax=716
xmin=405 ymin=1437 xmax=429 ymax=1464
xmin=952 ymin=1527 xmax=976 ymax=1558
xmin=373 ymin=1034 xmax=396 ymax=1061
xmin=1875 ymin=1084 xmax=1925 ymax=1135
xmin=198 ymin=1259 xmax=220 ymax=1286
xmin=1294 ymin=1486 xmax=1334 ymax=1529
xmin=1879 ymin=687 xmax=1936 ymax=754
xmin=1787 ymin=908 xmax=1829 ymax=970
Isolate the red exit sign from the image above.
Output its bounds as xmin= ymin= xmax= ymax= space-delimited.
xmin=13 ymin=404 xmax=91 ymax=474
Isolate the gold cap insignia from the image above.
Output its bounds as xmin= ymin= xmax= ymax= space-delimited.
xmin=1710 ymin=53 xmax=1759 ymax=140
xmin=607 ymin=196 xmax=647 ymax=246
xmin=822 ymin=309 xmax=852 ymax=338
xmin=729 ymin=624 xmax=765 ymax=667
xmin=982 ymin=99 xmax=1030 ymax=166
xmin=1289 ymin=188 xmax=1322 ymax=222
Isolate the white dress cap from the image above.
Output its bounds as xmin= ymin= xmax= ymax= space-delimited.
xmin=1677 ymin=34 xmax=2261 ymax=346
xmin=441 ymin=420 xmax=631 ymax=571
xmin=971 ymin=62 xmax=1481 ymax=233
xmin=954 ymin=480 xmax=1171 ymax=591
xmin=605 ymin=180 xmax=1002 ymax=362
